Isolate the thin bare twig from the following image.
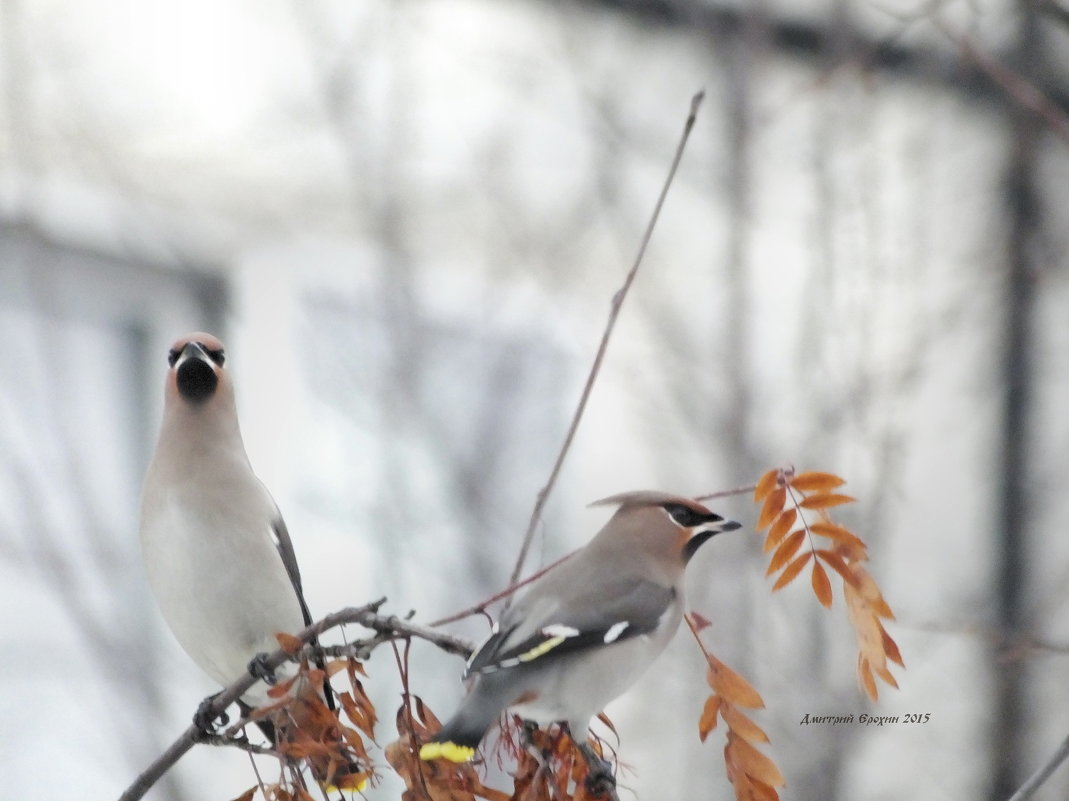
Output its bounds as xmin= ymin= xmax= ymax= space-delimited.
xmin=117 ymin=598 xmax=472 ymax=801
xmin=935 ymin=19 xmax=1069 ymax=144
xmin=506 ymin=90 xmax=707 ymax=595
xmin=693 ymin=482 xmax=758 ymax=503
xmin=429 ymin=550 xmax=577 ymax=627
xmin=1007 ymin=731 xmax=1069 ymax=801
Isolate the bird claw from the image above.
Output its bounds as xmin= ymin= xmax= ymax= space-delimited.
xmin=193 ymin=693 xmax=230 ymax=733
xmin=247 ymin=652 xmax=277 ymax=685
xmin=579 ymin=743 xmax=617 ymax=799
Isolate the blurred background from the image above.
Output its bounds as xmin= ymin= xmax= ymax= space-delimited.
xmin=2 ymin=0 xmax=1069 ymax=799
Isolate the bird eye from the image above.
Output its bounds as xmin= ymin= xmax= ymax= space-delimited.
xmin=663 ymin=503 xmax=724 ymax=528
xmin=167 ymin=348 xmax=180 ymax=367
xmin=206 ymin=348 xmax=225 ymax=366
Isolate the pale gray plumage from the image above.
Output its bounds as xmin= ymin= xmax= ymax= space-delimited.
xmin=139 ymin=332 xmax=311 ymax=709
xmin=421 ymin=491 xmax=741 ymax=763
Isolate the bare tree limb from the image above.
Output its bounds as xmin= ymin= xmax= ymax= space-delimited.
xmin=429 ymin=550 xmax=578 ymax=627
xmin=693 ymin=482 xmax=758 ymax=503
xmin=1007 ymin=731 xmax=1069 ymax=801
xmin=117 ymin=598 xmax=473 ymax=801
xmin=934 ymin=19 xmax=1069 ymax=145
xmin=505 ymin=89 xmax=707 ymax=596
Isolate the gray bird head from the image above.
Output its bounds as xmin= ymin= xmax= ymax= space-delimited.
xmin=167 ymin=332 xmax=227 ymax=405
xmin=591 ymin=490 xmax=742 ymax=565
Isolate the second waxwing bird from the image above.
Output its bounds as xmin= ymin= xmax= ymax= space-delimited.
xmin=139 ymin=332 xmax=362 ymax=790
xmin=419 ymin=491 xmax=741 ymax=775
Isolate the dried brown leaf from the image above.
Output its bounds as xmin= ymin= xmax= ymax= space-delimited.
xmin=275 ymin=632 xmax=304 ymax=655
xmin=757 ymin=487 xmax=787 ymax=531
xmin=811 ymin=560 xmax=833 ymax=608
xmin=799 ymin=493 xmax=855 ymax=510
xmin=809 ymin=522 xmax=868 ymax=560
xmin=725 ymin=732 xmax=785 ymax=788
xmin=763 ymin=508 xmax=797 ymax=553
xmin=699 ymin=694 xmax=721 ymax=742
xmin=771 ymin=551 xmax=813 ymax=591
xmin=788 ymin=471 xmax=846 ymax=493
xmin=753 ymin=469 xmax=780 ymax=503
xmin=687 ymin=611 xmax=713 ymax=632
xmin=228 ymin=788 xmax=257 ymax=801
xmin=814 ymin=549 xmax=859 ymax=588
xmin=721 ymin=702 xmax=769 ymax=744
xmin=707 ymin=657 xmax=765 ymax=709
xmin=858 ymin=655 xmax=878 ymax=701
xmin=880 ymin=622 xmax=905 ymax=668
xmin=744 ymin=777 xmax=782 ymax=801
xmin=766 ymin=530 xmax=806 ymax=575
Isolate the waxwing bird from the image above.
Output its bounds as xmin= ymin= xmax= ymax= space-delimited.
xmin=139 ymin=332 xmax=361 ymax=790
xmin=419 ymin=491 xmax=741 ymax=769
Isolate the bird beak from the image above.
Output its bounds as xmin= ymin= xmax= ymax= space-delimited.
xmin=682 ymin=517 xmax=742 ymax=563
xmin=174 ymin=342 xmax=220 ymax=403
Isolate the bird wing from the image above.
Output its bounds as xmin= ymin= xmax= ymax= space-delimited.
xmin=270 ymin=514 xmax=314 ymax=628
xmin=465 ymin=577 xmax=675 ymax=677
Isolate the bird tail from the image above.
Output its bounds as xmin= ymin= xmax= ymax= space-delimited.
xmin=418 ymin=690 xmax=500 ymax=763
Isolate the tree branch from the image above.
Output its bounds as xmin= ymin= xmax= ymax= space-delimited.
xmin=693 ymin=482 xmax=758 ymax=503
xmin=505 ymin=89 xmax=706 ymax=596
xmin=429 ymin=550 xmax=578 ymax=627
xmin=117 ymin=598 xmax=473 ymax=801
xmin=1007 ymin=731 xmax=1069 ymax=801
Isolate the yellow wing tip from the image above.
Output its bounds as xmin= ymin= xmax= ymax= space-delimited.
xmin=419 ymin=741 xmax=476 ymax=762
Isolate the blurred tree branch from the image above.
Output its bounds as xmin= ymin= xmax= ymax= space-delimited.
xmin=506 ymin=89 xmax=706 ymax=597
xmin=117 ymin=599 xmax=473 ymax=801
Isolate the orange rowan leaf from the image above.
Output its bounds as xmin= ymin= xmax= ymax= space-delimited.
xmin=757 ymin=487 xmax=787 ymax=530
xmin=811 ymin=560 xmax=833 ymax=608
xmin=721 ymin=702 xmax=769 ymax=744
xmin=266 ymin=674 xmax=299 ymax=699
xmin=814 ymin=549 xmax=859 ymax=587
xmin=742 ymin=777 xmax=781 ymax=801
xmin=766 ymin=530 xmax=806 ymax=575
xmin=699 ymin=695 xmax=722 ymax=742
xmin=753 ymin=469 xmax=780 ymax=503
xmin=788 ymin=471 xmax=846 ymax=493
xmin=858 ymin=656 xmax=878 ymax=701
xmin=809 ymin=522 xmax=868 ymax=560
xmin=707 ymin=658 xmax=765 ymax=709
xmin=799 ymin=493 xmax=855 ymax=509
xmin=725 ymin=732 xmax=785 ymax=788
xmin=229 ymin=788 xmax=257 ymax=801
xmin=763 ymin=508 xmax=797 ymax=553
xmin=881 ymin=622 xmax=905 ymax=667
xmin=772 ymin=551 xmax=813 ymax=591
xmin=275 ymin=632 xmax=304 ymax=655
xmin=874 ymin=662 xmax=900 ymax=688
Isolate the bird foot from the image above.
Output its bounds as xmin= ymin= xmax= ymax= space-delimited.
xmin=578 ymin=743 xmax=618 ymax=800
xmin=193 ymin=692 xmax=230 ymax=734
xmin=247 ymin=652 xmax=277 ymax=685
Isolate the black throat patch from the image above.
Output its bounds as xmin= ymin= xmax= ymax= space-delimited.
xmin=176 ymin=358 xmax=218 ymax=402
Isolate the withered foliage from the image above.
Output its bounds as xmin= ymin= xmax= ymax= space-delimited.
xmin=201 ymin=466 xmax=900 ymax=801
xmin=754 ymin=467 xmax=904 ymax=700
xmin=687 ymin=613 xmax=784 ymax=801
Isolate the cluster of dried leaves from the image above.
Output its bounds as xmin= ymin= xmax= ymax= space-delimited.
xmin=214 ymin=466 xmax=901 ymax=801
xmin=388 ymin=694 xmax=619 ymax=801
xmin=687 ymin=613 xmax=785 ymax=801
xmin=226 ymin=640 xmax=377 ymax=801
xmin=754 ymin=467 xmax=904 ymax=699
xmin=683 ymin=467 xmax=903 ymax=801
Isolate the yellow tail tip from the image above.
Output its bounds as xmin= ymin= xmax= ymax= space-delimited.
xmin=323 ymin=774 xmax=369 ymax=793
xmin=419 ymin=741 xmax=476 ymax=762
